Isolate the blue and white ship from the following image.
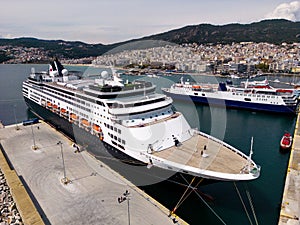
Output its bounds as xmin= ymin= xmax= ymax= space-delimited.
xmin=22 ymin=59 xmax=260 ymax=181
xmin=162 ymin=78 xmax=299 ymax=114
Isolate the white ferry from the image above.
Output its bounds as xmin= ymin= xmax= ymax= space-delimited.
xmin=162 ymin=77 xmax=299 ymax=114
xmin=22 ymin=59 xmax=260 ymax=181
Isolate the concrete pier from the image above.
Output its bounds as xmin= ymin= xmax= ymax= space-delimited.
xmin=0 ymin=121 xmax=188 ymax=225
xmin=278 ymin=114 xmax=300 ymax=225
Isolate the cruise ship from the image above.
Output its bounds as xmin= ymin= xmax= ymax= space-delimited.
xmin=22 ymin=59 xmax=260 ymax=181
xmin=162 ymin=78 xmax=299 ymax=114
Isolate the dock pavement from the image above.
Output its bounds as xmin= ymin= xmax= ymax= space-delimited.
xmin=278 ymin=114 xmax=300 ymax=225
xmin=0 ymin=121 xmax=188 ymax=225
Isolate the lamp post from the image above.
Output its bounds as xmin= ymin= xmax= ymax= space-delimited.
xmin=13 ymin=105 xmax=19 ymax=130
xmin=57 ymin=141 xmax=70 ymax=184
xmin=31 ymin=125 xmax=38 ymax=150
xmin=118 ymin=190 xmax=130 ymax=225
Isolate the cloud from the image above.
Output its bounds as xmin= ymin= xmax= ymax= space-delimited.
xmin=266 ymin=1 xmax=300 ymax=21
xmin=0 ymin=34 xmax=14 ymax=39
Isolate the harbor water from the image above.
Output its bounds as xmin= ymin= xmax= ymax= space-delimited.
xmin=0 ymin=64 xmax=297 ymax=225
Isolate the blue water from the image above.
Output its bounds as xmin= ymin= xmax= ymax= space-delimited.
xmin=0 ymin=64 xmax=296 ymax=225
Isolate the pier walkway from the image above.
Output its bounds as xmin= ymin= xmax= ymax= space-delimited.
xmin=278 ymin=114 xmax=300 ymax=225
xmin=0 ymin=121 xmax=188 ymax=225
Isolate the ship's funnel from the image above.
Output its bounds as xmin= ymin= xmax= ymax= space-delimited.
xmin=49 ymin=58 xmax=68 ymax=77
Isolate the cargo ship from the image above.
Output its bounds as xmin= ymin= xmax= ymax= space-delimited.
xmin=162 ymin=77 xmax=299 ymax=114
xmin=22 ymin=59 xmax=260 ymax=181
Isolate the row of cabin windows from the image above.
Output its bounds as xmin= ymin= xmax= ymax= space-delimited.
xmin=108 ymin=132 xmax=126 ymax=145
xmin=111 ymin=140 xmax=125 ymax=150
xmin=31 ymin=85 xmax=105 ymax=114
xmin=107 ymin=97 xmax=166 ymax=109
xmin=31 ymin=85 xmax=90 ymax=113
xmin=125 ymin=110 xmax=171 ymax=123
xmin=104 ymin=123 xmax=121 ymax=134
xmin=45 ymin=83 xmax=106 ymax=107
xmin=232 ymin=92 xmax=276 ymax=98
xmin=30 ymin=86 xmax=91 ymax=121
xmin=43 ymin=87 xmax=94 ymax=112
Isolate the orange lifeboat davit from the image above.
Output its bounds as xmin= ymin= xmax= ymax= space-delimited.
xmin=99 ymin=134 xmax=104 ymax=141
xmin=93 ymin=124 xmax=102 ymax=132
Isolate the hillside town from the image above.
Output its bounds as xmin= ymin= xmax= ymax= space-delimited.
xmin=92 ymin=42 xmax=300 ymax=75
xmin=1 ymin=41 xmax=300 ymax=76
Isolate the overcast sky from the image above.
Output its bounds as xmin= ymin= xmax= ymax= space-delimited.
xmin=1 ymin=0 xmax=300 ymax=44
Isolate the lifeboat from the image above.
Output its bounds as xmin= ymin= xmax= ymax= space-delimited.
xmin=60 ymin=108 xmax=67 ymax=114
xmin=93 ymin=124 xmax=102 ymax=132
xmin=280 ymin=132 xmax=292 ymax=150
xmin=70 ymin=113 xmax=78 ymax=120
xmin=192 ymin=85 xmax=201 ymax=89
xmin=254 ymin=85 xmax=270 ymax=89
xmin=52 ymin=104 xmax=59 ymax=112
xmin=47 ymin=102 xmax=52 ymax=107
xmin=276 ymin=89 xmax=293 ymax=93
xmin=81 ymin=119 xmax=90 ymax=127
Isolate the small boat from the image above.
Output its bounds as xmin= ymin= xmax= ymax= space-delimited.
xmin=70 ymin=113 xmax=78 ymax=120
xmin=60 ymin=108 xmax=67 ymax=114
xmin=93 ymin=124 xmax=102 ymax=132
xmin=280 ymin=132 xmax=292 ymax=150
xmin=47 ymin=102 xmax=52 ymax=108
xmin=81 ymin=118 xmax=90 ymax=127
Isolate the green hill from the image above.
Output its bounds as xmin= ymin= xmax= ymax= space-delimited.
xmin=142 ymin=19 xmax=300 ymax=44
xmin=0 ymin=19 xmax=299 ymax=63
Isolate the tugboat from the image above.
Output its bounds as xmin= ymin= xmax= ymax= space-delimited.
xmin=280 ymin=132 xmax=293 ymax=151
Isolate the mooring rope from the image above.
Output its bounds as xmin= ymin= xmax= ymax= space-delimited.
xmin=171 ymin=176 xmax=196 ymax=214
xmin=174 ymin=177 xmax=205 ymax=213
xmin=245 ymin=184 xmax=259 ymax=225
xmin=179 ymin=174 xmax=227 ymax=224
xmin=234 ymin=182 xmax=254 ymax=225
xmin=192 ymin=186 xmax=227 ymax=225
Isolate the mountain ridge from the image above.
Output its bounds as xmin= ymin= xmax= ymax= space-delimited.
xmin=1 ymin=19 xmax=300 ymax=63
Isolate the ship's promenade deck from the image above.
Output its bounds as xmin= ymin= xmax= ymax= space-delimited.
xmin=0 ymin=121 xmax=188 ymax=225
xmin=278 ymin=113 xmax=300 ymax=224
